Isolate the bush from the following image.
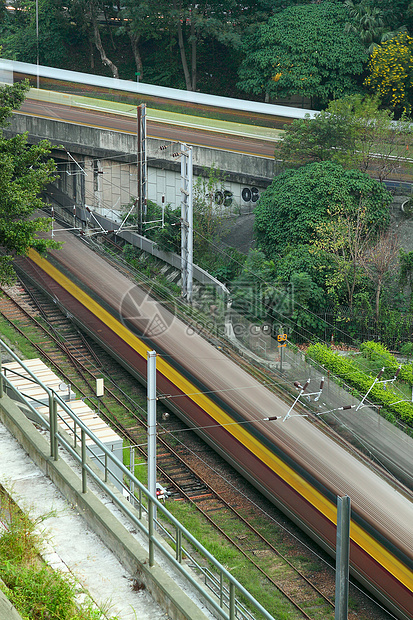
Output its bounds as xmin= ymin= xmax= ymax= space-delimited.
xmin=360 ymin=341 xmax=413 ymax=384
xmin=307 ymin=343 xmax=413 ymax=427
xmin=400 ymin=342 xmax=413 ymax=357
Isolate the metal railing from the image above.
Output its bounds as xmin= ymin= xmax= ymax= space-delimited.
xmin=0 ymin=338 xmax=274 ymax=620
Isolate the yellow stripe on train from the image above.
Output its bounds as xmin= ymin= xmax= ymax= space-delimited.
xmin=29 ymin=249 xmax=413 ymax=591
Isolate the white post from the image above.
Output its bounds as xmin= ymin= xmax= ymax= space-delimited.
xmin=180 ymin=143 xmax=193 ymax=303
xmin=147 ymin=351 xmax=157 ymax=519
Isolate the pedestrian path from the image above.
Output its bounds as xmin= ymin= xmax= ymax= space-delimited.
xmin=0 ymin=419 xmax=170 ymax=620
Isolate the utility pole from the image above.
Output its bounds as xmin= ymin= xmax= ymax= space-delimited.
xmin=335 ymin=495 xmax=351 ymax=620
xmin=180 ymin=143 xmax=193 ymax=303
xmin=147 ymin=350 xmax=157 ymax=498
xmin=137 ymin=104 xmax=147 ymax=236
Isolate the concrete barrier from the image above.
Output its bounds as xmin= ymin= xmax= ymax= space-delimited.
xmin=0 ymin=584 xmax=23 ymax=620
xmin=0 ymin=395 xmax=211 ymax=620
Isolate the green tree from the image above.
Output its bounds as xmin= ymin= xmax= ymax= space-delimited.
xmin=275 ymin=107 xmax=356 ymax=170
xmin=311 ymin=196 xmax=379 ymax=309
xmin=364 ymin=33 xmax=413 ymax=115
xmin=230 ymin=248 xmax=279 ymax=322
xmin=146 ymin=201 xmax=181 ymax=254
xmin=399 ymin=249 xmax=413 ymax=309
xmin=254 ymin=161 xmax=392 ymax=257
xmin=345 ymin=0 xmax=386 ymax=53
xmin=229 ymin=248 xmax=328 ymax=340
xmin=66 ymin=0 xmax=119 ymax=77
xmin=344 ymin=0 xmax=405 ymax=55
xmin=0 ymin=80 xmax=60 ymax=283
xmin=375 ymin=0 xmax=412 ymax=32
xmin=192 ymin=165 xmax=231 ymax=263
xmin=237 ymin=2 xmax=367 ymax=106
xmin=1 ymin=0 xmax=72 ymax=67
xmin=276 ymin=95 xmax=412 ymax=181
xmin=160 ymin=0 xmax=243 ymax=92
xmin=117 ymin=1 xmax=163 ymax=81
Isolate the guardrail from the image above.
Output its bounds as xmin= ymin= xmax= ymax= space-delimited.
xmin=0 ymin=58 xmax=317 ymax=120
xmin=0 ymin=338 xmax=274 ymax=620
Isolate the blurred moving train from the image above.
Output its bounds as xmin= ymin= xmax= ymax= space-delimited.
xmin=16 ymin=228 xmax=413 ymax=620
xmin=0 ymin=59 xmax=317 ymax=128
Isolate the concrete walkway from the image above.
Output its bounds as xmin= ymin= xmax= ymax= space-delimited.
xmin=0 ymin=418 xmax=171 ymax=620
xmin=0 ymin=406 xmax=216 ymax=620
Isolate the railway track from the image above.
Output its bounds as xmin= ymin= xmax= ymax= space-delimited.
xmin=0 ymin=277 xmax=391 ymax=620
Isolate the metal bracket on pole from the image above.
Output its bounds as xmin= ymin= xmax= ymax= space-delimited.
xmin=356 ymin=366 xmax=400 ymax=410
xmin=335 ymin=495 xmax=351 ymax=620
xmin=282 ymin=378 xmax=324 ymax=421
xmin=180 ymin=143 xmax=193 ymax=303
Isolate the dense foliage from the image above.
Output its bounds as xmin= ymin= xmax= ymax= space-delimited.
xmin=237 ymin=3 xmax=367 ymax=106
xmin=364 ymin=33 xmax=413 ymax=115
xmin=307 ymin=343 xmax=413 ymax=427
xmin=254 ymin=161 xmax=391 ymax=256
xmin=276 ymin=95 xmax=412 ymax=179
xmin=0 ymin=0 xmax=411 ymax=110
xmin=0 ymin=79 xmax=59 ymax=283
xmin=237 ymin=87 xmax=412 ymax=347
xmin=1 ymin=1 xmax=412 ymax=348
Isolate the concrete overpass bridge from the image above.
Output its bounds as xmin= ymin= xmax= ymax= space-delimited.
xmin=5 ymin=89 xmax=280 ymax=221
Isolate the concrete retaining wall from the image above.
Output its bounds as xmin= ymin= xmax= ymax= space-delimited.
xmin=0 ymin=395 xmax=211 ymax=620
xmin=0 ymin=584 xmax=23 ymax=620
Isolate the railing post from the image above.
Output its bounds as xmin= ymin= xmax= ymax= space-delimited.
xmin=52 ymin=396 xmax=58 ymax=460
xmin=130 ymin=446 xmax=135 ymax=507
xmin=49 ymin=393 xmax=59 ymax=460
xmin=104 ymin=452 xmax=108 ymax=482
xmin=176 ymin=527 xmax=182 ymax=563
xmin=0 ymin=348 xmax=3 ymax=398
xmin=148 ymin=497 xmax=154 ymax=567
xmin=81 ymin=428 xmax=87 ymax=493
xmin=147 ymin=351 xmax=157 ymax=522
xmin=49 ymin=392 xmax=54 ymax=458
xmin=219 ymin=572 xmax=224 ymax=608
xmin=138 ymin=488 xmax=142 ymax=519
xmin=229 ymin=582 xmax=235 ymax=620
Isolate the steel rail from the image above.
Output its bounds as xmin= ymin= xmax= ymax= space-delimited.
xmin=0 ymin=279 xmax=337 ymax=619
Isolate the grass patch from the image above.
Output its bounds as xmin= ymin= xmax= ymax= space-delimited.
xmin=0 ymin=490 xmax=119 ymax=620
xmin=0 ymin=315 xmax=38 ymax=359
xmin=165 ymin=501 xmax=318 ymax=620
